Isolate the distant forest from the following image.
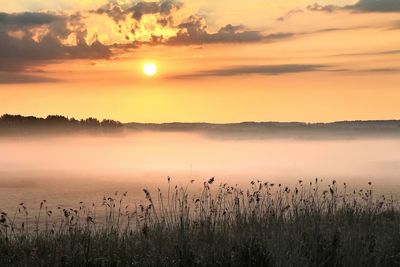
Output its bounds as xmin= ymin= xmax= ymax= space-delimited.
xmin=0 ymin=114 xmax=123 ymax=135
xmin=126 ymin=120 xmax=400 ymax=139
xmin=1 ymin=114 xmax=400 ymax=138
xmin=126 ymin=120 xmax=400 ymax=130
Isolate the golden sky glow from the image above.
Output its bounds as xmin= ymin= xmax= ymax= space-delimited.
xmin=0 ymin=0 xmax=399 ymax=122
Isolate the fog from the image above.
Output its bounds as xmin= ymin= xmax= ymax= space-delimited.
xmin=1 ymin=131 xmax=400 ymax=212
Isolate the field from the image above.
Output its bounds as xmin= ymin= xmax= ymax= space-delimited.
xmin=1 ymin=178 xmax=400 ymax=266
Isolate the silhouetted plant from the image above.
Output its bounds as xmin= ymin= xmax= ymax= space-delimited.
xmin=0 ymin=179 xmax=400 ymax=266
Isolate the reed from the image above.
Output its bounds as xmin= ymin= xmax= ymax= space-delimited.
xmin=1 ymin=178 xmax=399 ymax=266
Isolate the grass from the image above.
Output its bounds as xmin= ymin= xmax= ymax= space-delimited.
xmin=1 ymin=178 xmax=400 ymax=266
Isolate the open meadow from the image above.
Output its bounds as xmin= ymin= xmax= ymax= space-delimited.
xmin=1 ymin=178 xmax=400 ymax=266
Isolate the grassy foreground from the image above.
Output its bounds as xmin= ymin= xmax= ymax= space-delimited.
xmin=1 ymin=178 xmax=400 ymax=266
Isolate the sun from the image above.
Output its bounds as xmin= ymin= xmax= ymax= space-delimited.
xmin=143 ymin=63 xmax=157 ymax=76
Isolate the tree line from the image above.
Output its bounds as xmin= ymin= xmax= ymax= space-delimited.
xmin=0 ymin=114 xmax=123 ymax=132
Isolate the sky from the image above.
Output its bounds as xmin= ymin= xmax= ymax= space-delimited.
xmin=0 ymin=0 xmax=399 ymax=123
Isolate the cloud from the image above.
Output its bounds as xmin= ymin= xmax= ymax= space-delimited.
xmin=0 ymin=29 xmax=111 ymax=72
xmin=0 ymin=1 xmax=328 ymax=73
xmin=0 ymin=2 xmax=183 ymax=72
xmin=308 ymin=0 xmax=400 ymax=13
xmin=173 ymin=64 xmax=329 ymax=78
xmin=171 ymin=64 xmax=400 ymax=79
xmin=0 ymin=12 xmax=64 ymax=26
xmin=333 ymin=49 xmax=400 ymax=57
xmin=166 ymin=16 xmax=295 ymax=45
xmin=129 ymin=0 xmax=182 ymax=20
xmin=277 ymin=9 xmax=304 ymax=21
xmin=264 ymin=32 xmax=296 ymax=41
xmin=353 ymin=0 xmax=400 ymax=12
xmin=94 ymin=0 xmax=182 ymax=24
xmin=2 ymin=1 xmax=272 ymax=72
xmin=360 ymin=67 xmax=400 ymax=72
xmin=0 ymin=72 xmax=61 ymax=84
xmin=166 ymin=23 xmax=367 ymax=46
xmin=307 ymin=3 xmax=341 ymax=12
xmin=0 ymin=10 xmax=111 ymax=72
xmin=167 ymin=17 xmax=264 ymax=45
xmin=94 ymin=2 xmax=292 ymax=46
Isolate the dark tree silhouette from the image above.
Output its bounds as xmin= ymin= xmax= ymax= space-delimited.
xmin=0 ymin=114 xmax=123 ymax=135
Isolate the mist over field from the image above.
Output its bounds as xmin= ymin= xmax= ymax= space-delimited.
xmin=1 ymin=130 xmax=400 ymax=212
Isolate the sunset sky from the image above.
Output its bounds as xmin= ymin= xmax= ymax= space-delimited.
xmin=0 ymin=0 xmax=399 ymax=123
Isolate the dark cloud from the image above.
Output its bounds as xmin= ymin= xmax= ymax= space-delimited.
xmin=94 ymin=1 xmax=281 ymax=46
xmin=130 ymin=2 xmax=160 ymax=20
xmin=361 ymin=67 xmax=400 ymax=72
xmin=353 ymin=0 xmax=400 ymax=12
xmin=129 ymin=1 xmax=182 ymax=20
xmin=336 ymin=67 xmax=400 ymax=73
xmin=167 ymin=16 xmax=274 ymax=45
xmin=315 ymin=26 xmax=367 ymax=32
xmin=95 ymin=0 xmax=182 ymax=22
xmin=94 ymin=5 xmax=124 ymax=21
xmin=159 ymin=0 xmax=183 ymax=14
xmin=0 ymin=72 xmax=60 ymax=84
xmin=308 ymin=0 xmax=400 ymax=13
xmin=173 ymin=64 xmax=328 ymax=78
xmin=277 ymin=9 xmax=304 ymax=21
xmin=333 ymin=49 xmax=400 ymax=57
xmin=165 ymin=17 xmax=361 ymax=46
xmin=0 ymin=11 xmax=111 ymax=72
xmin=264 ymin=32 xmax=296 ymax=41
xmin=173 ymin=25 xmax=368 ymax=46
xmin=172 ymin=64 xmax=400 ymax=79
xmin=0 ymin=12 xmax=63 ymax=26
xmin=0 ymin=31 xmax=111 ymax=72
xmin=307 ymin=3 xmax=341 ymax=12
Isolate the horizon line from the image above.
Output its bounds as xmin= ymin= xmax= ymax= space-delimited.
xmin=1 ymin=113 xmax=400 ymax=125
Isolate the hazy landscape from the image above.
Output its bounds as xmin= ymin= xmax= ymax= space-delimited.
xmin=2 ymin=115 xmax=400 ymax=206
xmin=2 ymin=120 xmax=400 ymax=267
xmin=2 ymin=115 xmax=400 ymax=265
xmin=1 ymin=129 xmax=400 ymax=265
xmin=1 ymin=114 xmax=400 ymax=212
